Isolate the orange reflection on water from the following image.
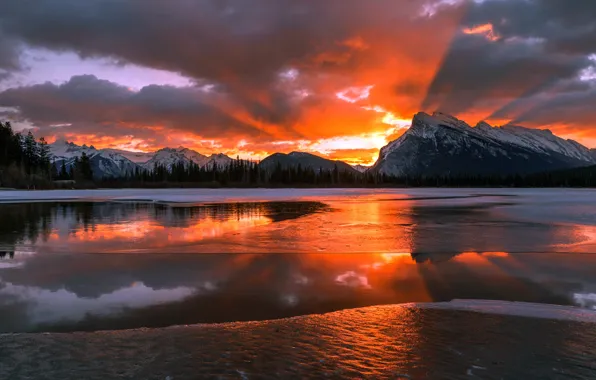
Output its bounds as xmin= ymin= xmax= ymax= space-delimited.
xmin=217 ymin=199 xmax=416 ymax=253
xmin=555 ymin=225 xmax=596 ymax=253
xmin=296 ymin=253 xmax=433 ymax=303
xmin=39 ymin=209 xmax=272 ymax=253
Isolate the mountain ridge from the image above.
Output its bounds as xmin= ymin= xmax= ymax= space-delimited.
xmin=49 ymin=141 xmax=234 ymax=179
xmin=372 ymin=111 xmax=595 ymax=177
xmin=259 ymin=151 xmax=359 ymax=174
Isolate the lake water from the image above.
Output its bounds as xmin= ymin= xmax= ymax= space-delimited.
xmin=1 ymin=188 xmax=596 ymax=379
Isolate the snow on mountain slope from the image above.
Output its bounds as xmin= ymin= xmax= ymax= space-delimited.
xmin=50 ymin=139 xmax=98 ymax=160
xmin=140 ymin=147 xmax=233 ymax=171
xmin=352 ymin=164 xmax=369 ymax=173
xmin=474 ymin=122 xmax=594 ymax=162
xmin=102 ymin=149 xmax=154 ymax=163
xmin=49 ymin=141 xmax=236 ymax=178
xmin=50 ymin=140 xmax=138 ymax=178
xmin=373 ymin=112 xmax=596 ymax=177
xmin=203 ymin=153 xmax=233 ymax=169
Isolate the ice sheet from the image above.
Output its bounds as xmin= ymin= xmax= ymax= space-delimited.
xmin=417 ymin=299 xmax=596 ymax=322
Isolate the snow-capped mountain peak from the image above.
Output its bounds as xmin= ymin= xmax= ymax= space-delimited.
xmin=373 ymin=111 xmax=596 ymax=177
xmin=50 ymin=139 xmax=99 ymax=159
xmin=431 ymin=111 xmax=472 ymax=130
xmin=472 ymin=121 xmax=594 ymax=162
xmin=49 ymin=140 xmax=137 ymax=178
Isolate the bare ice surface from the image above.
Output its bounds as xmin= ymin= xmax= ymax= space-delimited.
xmin=418 ymin=299 xmax=596 ymax=322
xmin=2 ymin=303 xmax=596 ymax=380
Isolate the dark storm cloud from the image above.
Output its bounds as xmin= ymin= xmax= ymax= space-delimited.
xmin=0 ymin=75 xmax=272 ymax=139
xmin=512 ymin=81 xmax=596 ymax=128
xmin=422 ymin=0 xmax=596 ymax=119
xmin=0 ymin=0 xmax=423 ymax=85
xmin=422 ymin=32 xmax=591 ymax=114
xmin=0 ymin=32 xmax=22 ymax=80
xmin=464 ymin=0 xmax=596 ymax=55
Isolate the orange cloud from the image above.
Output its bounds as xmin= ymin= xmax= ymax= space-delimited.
xmin=462 ymin=23 xmax=500 ymax=41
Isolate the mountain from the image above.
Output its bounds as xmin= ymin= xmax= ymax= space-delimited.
xmin=49 ymin=141 xmax=234 ymax=178
xmin=141 ymin=147 xmax=207 ymax=171
xmin=140 ymin=147 xmax=232 ymax=171
xmin=352 ymin=164 xmax=369 ymax=173
xmin=259 ymin=151 xmax=359 ymax=174
xmin=102 ymin=148 xmax=154 ymax=163
xmin=50 ymin=140 xmax=138 ymax=179
xmin=371 ymin=112 xmax=596 ymax=177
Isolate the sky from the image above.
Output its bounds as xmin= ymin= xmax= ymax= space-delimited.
xmin=0 ymin=0 xmax=595 ymax=165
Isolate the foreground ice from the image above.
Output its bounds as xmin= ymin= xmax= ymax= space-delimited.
xmin=3 ymin=188 xmax=596 ymax=228
xmin=0 ymin=187 xmax=511 ymax=203
xmin=0 ymin=187 xmax=593 ymax=204
xmin=418 ymin=299 xmax=596 ymax=322
xmin=2 ymin=301 xmax=596 ymax=379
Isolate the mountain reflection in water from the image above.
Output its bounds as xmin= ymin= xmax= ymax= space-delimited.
xmin=0 ymin=201 xmax=329 ymax=254
xmin=0 ymin=194 xmax=596 ymax=332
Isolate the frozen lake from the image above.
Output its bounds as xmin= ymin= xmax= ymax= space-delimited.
xmin=1 ymin=188 xmax=596 ymax=378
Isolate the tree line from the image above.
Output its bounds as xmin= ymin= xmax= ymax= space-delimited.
xmin=99 ymin=159 xmax=389 ymax=188
xmin=0 ymin=121 xmax=93 ymax=188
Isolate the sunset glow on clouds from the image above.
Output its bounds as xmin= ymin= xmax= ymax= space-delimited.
xmin=0 ymin=0 xmax=595 ymax=165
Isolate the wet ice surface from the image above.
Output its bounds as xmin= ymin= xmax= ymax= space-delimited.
xmin=2 ymin=304 xmax=596 ymax=380
xmin=1 ymin=188 xmax=596 ymax=378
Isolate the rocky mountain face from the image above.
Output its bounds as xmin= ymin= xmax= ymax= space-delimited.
xmin=49 ymin=141 xmax=233 ymax=179
xmin=371 ymin=112 xmax=596 ymax=177
xmin=259 ymin=152 xmax=359 ymax=174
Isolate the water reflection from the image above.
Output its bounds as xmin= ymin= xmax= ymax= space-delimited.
xmin=1 ymin=251 xmax=596 ymax=332
xmin=0 ymin=201 xmax=328 ymax=254
xmin=1 ymin=196 xmax=596 ymax=332
xmin=0 ymin=195 xmax=594 ymax=254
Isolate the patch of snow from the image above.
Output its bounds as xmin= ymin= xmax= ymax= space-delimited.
xmin=418 ymin=299 xmax=596 ymax=322
xmin=140 ymin=147 xmax=233 ymax=171
xmin=474 ymin=122 xmax=594 ymax=162
xmin=573 ymin=293 xmax=596 ymax=310
xmin=352 ymin=164 xmax=369 ymax=173
xmin=103 ymin=149 xmax=153 ymax=164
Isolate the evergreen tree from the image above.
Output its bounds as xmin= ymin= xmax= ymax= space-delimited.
xmin=23 ymin=131 xmax=39 ymax=172
xmin=38 ymin=137 xmax=51 ymax=174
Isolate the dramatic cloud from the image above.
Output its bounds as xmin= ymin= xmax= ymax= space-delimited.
xmin=0 ymin=32 xmax=22 ymax=80
xmin=0 ymin=75 xmax=263 ymax=138
xmin=0 ymin=0 xmax=595 ymax=161
xmin=420 ymin=0 xmax=596 ymax=141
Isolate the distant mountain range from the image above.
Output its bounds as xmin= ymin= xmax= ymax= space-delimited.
xmin=49 ymin=141 xmax=363 ymax=179
xmin=50 ymin=111 xmax=596 ymax=179
xmin=49 ymin=141 xmax=233 ymax=179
